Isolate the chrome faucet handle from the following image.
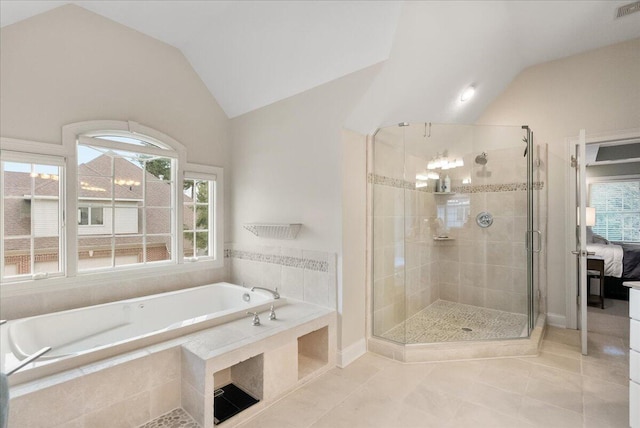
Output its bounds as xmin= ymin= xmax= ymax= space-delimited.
xmin=247 ymin=311 xmax=260 ymax=326
xmin=269 ymin=305 xmax=277 ymax=321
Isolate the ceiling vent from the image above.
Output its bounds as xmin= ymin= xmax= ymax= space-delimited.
xmin=616 ymin=1 xmax=640 ymax=18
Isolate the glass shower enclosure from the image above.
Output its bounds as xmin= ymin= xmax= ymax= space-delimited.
xmin=371 ymin=123 xmax=545 ymax=345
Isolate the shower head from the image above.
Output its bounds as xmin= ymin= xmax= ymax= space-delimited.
xmin=475 ymin=152 xmax=488 ymax=165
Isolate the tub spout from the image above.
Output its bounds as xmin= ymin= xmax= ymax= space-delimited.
xmin=250 ymin=287 xmax=280 ymax=299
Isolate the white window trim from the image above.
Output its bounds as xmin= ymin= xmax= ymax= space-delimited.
xmin=0 ymin=120 xmax=224 ymax=296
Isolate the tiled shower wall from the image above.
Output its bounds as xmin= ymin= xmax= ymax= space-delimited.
xmin=226 ymin=244 xmax=337 ymax=309
xmin=371 ymin=137 xmax=548 ymax=337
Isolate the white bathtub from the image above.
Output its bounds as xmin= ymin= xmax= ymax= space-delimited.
xmin=1 ymin=282 xmax=283 ymax=383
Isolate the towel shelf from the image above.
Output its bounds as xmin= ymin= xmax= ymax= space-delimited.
xmin=243 ymin=223 xmax=302 ymax=240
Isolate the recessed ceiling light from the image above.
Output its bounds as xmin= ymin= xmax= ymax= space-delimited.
xmin=460 ymin=86 xmax=475 ymax=102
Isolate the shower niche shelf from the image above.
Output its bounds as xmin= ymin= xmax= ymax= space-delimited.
xmin=243 ymin=223 xmax=302 ymax=240
xmin=433 ymin=192 xmax=456 ymax=195
xmin=433 ymin=237 xmax=455 ymax=241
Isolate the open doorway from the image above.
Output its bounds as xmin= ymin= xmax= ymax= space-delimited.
xmin=567 ymin=129 xmax=640 ymax=343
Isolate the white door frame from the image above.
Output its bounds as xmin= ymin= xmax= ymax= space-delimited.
xmin=565 ymin=127 xmax=640 ymax=330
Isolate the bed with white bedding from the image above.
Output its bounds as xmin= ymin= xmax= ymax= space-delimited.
xmin=587 ymin=242 xmax=640 ymax=280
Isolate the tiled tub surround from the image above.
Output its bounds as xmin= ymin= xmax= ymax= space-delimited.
xmin=1 ymin=283 xmax=278 ymax=385
xmin=226 ymin=244 xmax=337 ymax=309
xmin=370 ymin=142 xmax=548 ymax=341
xmin=7 ymin=300 xmax=336 ymax=428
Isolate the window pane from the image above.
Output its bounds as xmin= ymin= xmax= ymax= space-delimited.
xmin=195 ymin=181 xmax=209 ymax=203
xmin=183 ymin=232 xmax=195 ymax=257
xmin=3 ymin=159 xmax=64 ymax=280
xmin=146 ymin=180 xmax=172 ymax=207
xmin=4 ymin=238 xmax=31 ymax=276
xmin=146 ymin=208 xmax=172 ymax=235
xmin=183 ymin=178 xmax=214 ymax=260
xmin=114 ymin=236 xmax=143 ymax=266
xmin=146 ymin=236 xmax=171 ymax=262
xmin=4 ymin=200 xmax=30 ymax=236
xmin=34 ymin=237 xmax=59 ymax=273
xmin=91 ymin=208 xmax=104 ymax=225
xmin=78 ymin=175 xmax=113 ymax=199
xmin=78 ymin=137 xmax=176 ymax=271
xmin=196 ymin=232 xmax=209 ymax=256
xmin=195 ymin=206 xmax=208 ymax=230
xmin=78 ymin=236 xmax=113 ymax=270
xmin=143 ymin=158 xmax=172 ymax=181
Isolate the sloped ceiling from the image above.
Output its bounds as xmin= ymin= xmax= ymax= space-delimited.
xmin=2 ymin=1 xmax=639 ymax=130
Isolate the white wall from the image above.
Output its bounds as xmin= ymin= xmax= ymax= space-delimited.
xmin=229 ymin=65 xmax=380 ymax=354
xmin=0 ymin=5 xmax=231 ymax=318
xmin=477 ymin=38 xmax=640 ymax=325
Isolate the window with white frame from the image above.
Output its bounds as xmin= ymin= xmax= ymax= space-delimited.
xmin=1 ymin=121 xmax=224 ymax=286
xmin=589 ymin=179 xmax=640 ymax=242
xmin=77 ymin=134 xmax=176 ymax=271
xmin=1 ymin=153 xmax=65 ymax=280
xmin=183 ymin=175 xmax=216 ymax=260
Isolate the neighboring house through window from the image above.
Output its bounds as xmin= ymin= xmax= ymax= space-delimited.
xmin=1 ymin=154 xmax=65 ymax=279
xmin=1 ymin=120 xmax=224 ymax=286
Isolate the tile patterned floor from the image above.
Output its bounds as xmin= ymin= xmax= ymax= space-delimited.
xmin=142 ymin=326 xmax=630 ymax=428
xmin=139 ymin=408 xmax=200 ymax=428
xmin=380 ymin=300 xmax=528 ymax=343
xmin=236 ymin=326 xmax=629 ymax=428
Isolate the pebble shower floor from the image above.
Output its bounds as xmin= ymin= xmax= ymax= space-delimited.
xmin=380 ymin=300 xmax=528 ymax=343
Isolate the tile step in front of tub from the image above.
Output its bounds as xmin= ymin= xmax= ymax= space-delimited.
xmin=214 ymin=383 xmax=260 ymax=425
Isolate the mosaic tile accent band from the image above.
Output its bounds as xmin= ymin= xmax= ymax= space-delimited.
xmin=380 ymin=300 xmax=528 ymax=344
xmin=225 ymin=249 xmax=329 ymax=273
xmin=367 ymin=173 xmax=544 ymax=193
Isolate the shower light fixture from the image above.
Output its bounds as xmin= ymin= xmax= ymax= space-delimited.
xmin=460 ymin=86 xmax=475 ymax=102
xmin=426 ymin=152 xmax=464 ymax=170
xmin=416 ymin=172 xmax=440 ymax=181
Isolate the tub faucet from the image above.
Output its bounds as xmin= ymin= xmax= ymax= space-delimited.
xmin=269 ymin=305 xmax=277 ymax=321
xmin=247 ymin=312 xmax=260 ymax=326
xmin=250 ymin=286 xmax=280 ymax=299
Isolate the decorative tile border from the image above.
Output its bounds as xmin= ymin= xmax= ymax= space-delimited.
xmin=367 ymin=173 xmax=544 ymax=193
xmin=225 ymin=249 xmax=329 ymax=273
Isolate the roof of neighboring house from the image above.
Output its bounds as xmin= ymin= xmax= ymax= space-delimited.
xmin=3 ymin=153 xmax=199 ymax=254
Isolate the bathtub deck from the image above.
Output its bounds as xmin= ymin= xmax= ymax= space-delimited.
xmin=7 ymin=300 xmax=336 ymax=428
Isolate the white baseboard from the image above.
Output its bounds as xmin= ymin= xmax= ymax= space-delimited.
xmin=546 ymin=313 xmax=566 ymax=328
xmin=337 ymin=338 xmax=367 ymax=368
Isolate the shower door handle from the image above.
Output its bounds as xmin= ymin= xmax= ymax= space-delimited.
xmin=526 ymin=230 xmax=542 ymax=253
xmin=532 ymin=230 xmax=542 ymax=253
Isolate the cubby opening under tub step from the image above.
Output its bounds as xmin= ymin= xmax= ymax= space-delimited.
xmin=213 ymin=383 xmax=260 ymax=425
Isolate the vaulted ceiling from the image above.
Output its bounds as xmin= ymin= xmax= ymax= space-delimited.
xmin=2 ymin=1 xmax=639 ymax=130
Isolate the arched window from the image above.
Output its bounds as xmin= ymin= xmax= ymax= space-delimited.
xmin=1 ymin=120 xmax=223 ymax=286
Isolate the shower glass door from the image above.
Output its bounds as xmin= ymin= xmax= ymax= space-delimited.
xmin=371 ymin=123 xmax=539 ymax=344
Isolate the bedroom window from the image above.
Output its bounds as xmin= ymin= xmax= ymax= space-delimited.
xmin=589 ymin=179 xmax=640 ymax=242
xmin=1 ymin=153 xmax=65 ymax=280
